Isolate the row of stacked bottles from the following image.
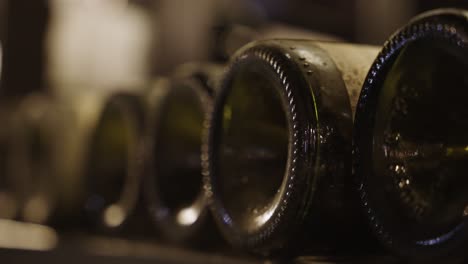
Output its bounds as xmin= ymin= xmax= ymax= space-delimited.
xmin=0 ymin=2 xmax=467 ymax=263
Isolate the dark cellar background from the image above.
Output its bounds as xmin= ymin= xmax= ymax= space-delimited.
xmin=0 ymin=0 xmax=467 ymax=263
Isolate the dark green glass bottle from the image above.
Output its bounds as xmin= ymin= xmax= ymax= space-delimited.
xmin=2 ymin=90 xmax=145 ymax=232
xmin=144 ymin=63 xmax=223 ymax=246
xmin=73 ymin=91 xmax=145 ymax=231
xmin=203 ymin=40 xmax=379 ymax=256
xmin=354 ymin=9 xmax=468 ymax=261
xmin=0 ymin=99 xmax=26 ymax=220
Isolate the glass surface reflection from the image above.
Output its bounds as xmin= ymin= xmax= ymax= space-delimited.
xmin=218 ymin=62 xmax=289 ymax=232
xmin=373 ymin=38 xmax=468 ymax=241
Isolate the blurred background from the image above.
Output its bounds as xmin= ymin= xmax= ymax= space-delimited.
xmin=0 ymin=0 xmax=467 ymax=262
xmin=1 ymin=0 xmax=467 ymax=97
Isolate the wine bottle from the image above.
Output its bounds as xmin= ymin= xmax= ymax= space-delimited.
xmin=56 ymin=90 xmax=145 ymax=231
xmin=3 ymin=90 xmax=145 ymax=232
xmin=353 ymin=9 xmax=468 ymax=261
xmin=203 ymin=40 xmax=379 ymax=255
xmin=144 ymin=63 xmax=223 ymax=246
xmin=0 ymin=98 xmax=30 ymax=220
xmin=3 ymin=94 xmax=56 ymax=223
xmin=216 ymin=22 xmax=340 ymax=63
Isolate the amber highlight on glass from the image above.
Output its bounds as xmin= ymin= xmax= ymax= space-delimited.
xmin=144 ymin=63 xmax=223 ymax=244
xmin=203 ymin=40 xmax=379 ymax=255
xmin=354 ymin=9 xmax=468 ymax=261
